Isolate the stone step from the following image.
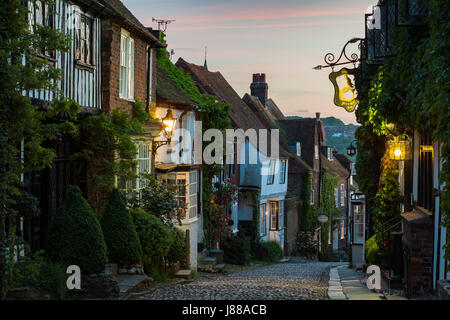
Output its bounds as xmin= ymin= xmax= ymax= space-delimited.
xmin=214 ymin=264 xmax=225 ymax=270
xmin=175 ymin=269 xmax=192 ymax=280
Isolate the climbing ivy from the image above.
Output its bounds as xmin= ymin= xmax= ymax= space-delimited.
xmin=355 ymin=0 xmax=450 ymax=261
xmin=319 ymin=170 xmax=340 ymax=249
xmin=298 ymin=173 xmax=316 ymax=233
xmin=73 ymin=99 xmax=151 ymax=214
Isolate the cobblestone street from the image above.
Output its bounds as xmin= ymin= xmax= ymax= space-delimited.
xmin=140 ymin=260 xmax=345 ymax=300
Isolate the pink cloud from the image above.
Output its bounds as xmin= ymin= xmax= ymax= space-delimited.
xmin=171 ymin=8 xmax=363 ymax=24
xmin=168 ymin=19 xmax=361 ymax=31
xmin=138 ymin=6 xmax=364 ymax=26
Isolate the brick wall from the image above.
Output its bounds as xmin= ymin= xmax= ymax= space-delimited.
xmin=101 ymin=20 xmax=153 ymax=113
xmin=402 ymin=209 xmax=433 ymax=297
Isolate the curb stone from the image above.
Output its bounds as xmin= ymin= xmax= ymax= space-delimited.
xmin=328 ymin=266 xmax=347 ymax=300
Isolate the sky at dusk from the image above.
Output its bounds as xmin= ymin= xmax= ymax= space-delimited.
xmin=122 ymin=0 xmax=375 ymax=124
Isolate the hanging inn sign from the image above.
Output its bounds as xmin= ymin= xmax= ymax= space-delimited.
xmin=329 ymin=68 xmax=358 ymax=112
xmin=313 ymin=37 xmax=363 ymax=113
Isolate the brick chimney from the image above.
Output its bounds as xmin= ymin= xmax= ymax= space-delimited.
xmin=316 ymin=112 xmax=321 ymax=121
xmin=250 ymin=73 xmax=268 ymax=107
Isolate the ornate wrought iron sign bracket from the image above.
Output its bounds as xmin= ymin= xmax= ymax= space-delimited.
xmin=313 ymin=37 xmax=364 ymax=71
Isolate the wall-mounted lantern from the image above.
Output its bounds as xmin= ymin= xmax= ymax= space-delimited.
xmin=151 ymin=107 xmax=178 ymax=171
xmin=387 ymin=134 xmax=411 ymax=161
xmin=162 ymin=107 xmax=176 ymax=137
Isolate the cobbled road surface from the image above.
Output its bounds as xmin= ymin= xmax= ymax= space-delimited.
xmin=141 ymin=260 xmax=344 ymax=300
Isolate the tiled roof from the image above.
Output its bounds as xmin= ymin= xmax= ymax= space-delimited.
xmin=156 ymin=64 xmax=196 ymax=108
xmin=321 ymin=153 xmax=349 ymax=178
xmin=175 ymin=58 xmax=310 ymax=173
xmin=266 ymin=99 xmax=285 ymax=121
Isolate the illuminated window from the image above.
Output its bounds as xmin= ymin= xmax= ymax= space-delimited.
xmin=260 ymin=203 xmax=267 ymax=235
xmin=269 ymin=201 xmax=279 ymax=231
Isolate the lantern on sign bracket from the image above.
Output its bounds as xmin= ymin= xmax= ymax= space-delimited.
xmin=329 ymin=68 xmax=359 ymax=112
xmin=387 ymin=134 xmax=411 ymax=161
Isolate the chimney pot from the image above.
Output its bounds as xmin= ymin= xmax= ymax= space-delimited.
xmin=316 ymin=112 xmax=320 ymax=120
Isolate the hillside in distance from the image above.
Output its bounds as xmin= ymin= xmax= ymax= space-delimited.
xmin=285 ymin=116 xmax=359 ymax=156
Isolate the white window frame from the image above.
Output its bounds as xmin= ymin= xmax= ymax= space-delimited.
xmin=335 ymin=187 xmax=339 ymax=207
xmin=188 ymin=171 xmax=198 ymax=220
xmin=267 ymin=160 xmax=275 ymax=185
xmin=120 ymin=143 xmax=151 ymax=199
xmin=278 ymin=200 xmax=284 ymax=229
xmin=260 ymin=203 xmax=267 ymax=236
xmin=310 ymin=183 xmax=315 ymax=205
xmin=340 ymin=183 xmax=345 ymax=207
xmin=314 ymin=144 xmax=319 ymax=160
xmin=279 ymin=160 xmax=287 ymax=184
xmin=296 ymin=142 xmax=301 ymax=157
xmin=327 ymin=147 xmax=333 ymax=160
xmin=148 ymin=47 xmax=153 ymax=103
xmin=120 ymin=29 xmax=134 ymax=100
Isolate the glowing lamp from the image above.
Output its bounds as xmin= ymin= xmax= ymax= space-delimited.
xmin=162 ymin=108 xmax=176 ymax=135
xmin=346 ymin=140 xmax=357 ymax=157
xmin=387 ymin=135 xmax=411 ymax=161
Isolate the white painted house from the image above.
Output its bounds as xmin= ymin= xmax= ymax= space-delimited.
xmin=153 ymin=65 xmax=202 ymax=270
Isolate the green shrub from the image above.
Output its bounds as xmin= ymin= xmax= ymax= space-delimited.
xmin=222 ymin=234 xmax=251 ymax=265
xmin=365 ymin=235 xmax=380 ymax=265
xmin=101 ymin=189 xmax=143 ymax=266
xmin=47 ymin=185 xmax=107 ymax=274
xmin=11 ymin=254 xmax=68 ymax=299
xmin=167 ymin=227 xmax=186 ymax=267
xmin=254 ymin=241 xmax=283 ymax=262
xmin=130 ymin=208 xmax=173 ymax=271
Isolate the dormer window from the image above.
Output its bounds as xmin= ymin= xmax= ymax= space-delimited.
xmin=327 ymin=147 xmax=333 ymax=160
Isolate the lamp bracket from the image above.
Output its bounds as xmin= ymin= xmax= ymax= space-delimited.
xmin=152 ymin=139 xmax=171 ymax=154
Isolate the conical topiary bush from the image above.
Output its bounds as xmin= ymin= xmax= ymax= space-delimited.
xmin=101 ymin=189 xmax=143 ymax=266
xmin=47 ymin=185 xmax=107 ymax=274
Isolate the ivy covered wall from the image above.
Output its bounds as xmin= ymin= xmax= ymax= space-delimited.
xmin=355 ymin=0 xmax=449 ymax=261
